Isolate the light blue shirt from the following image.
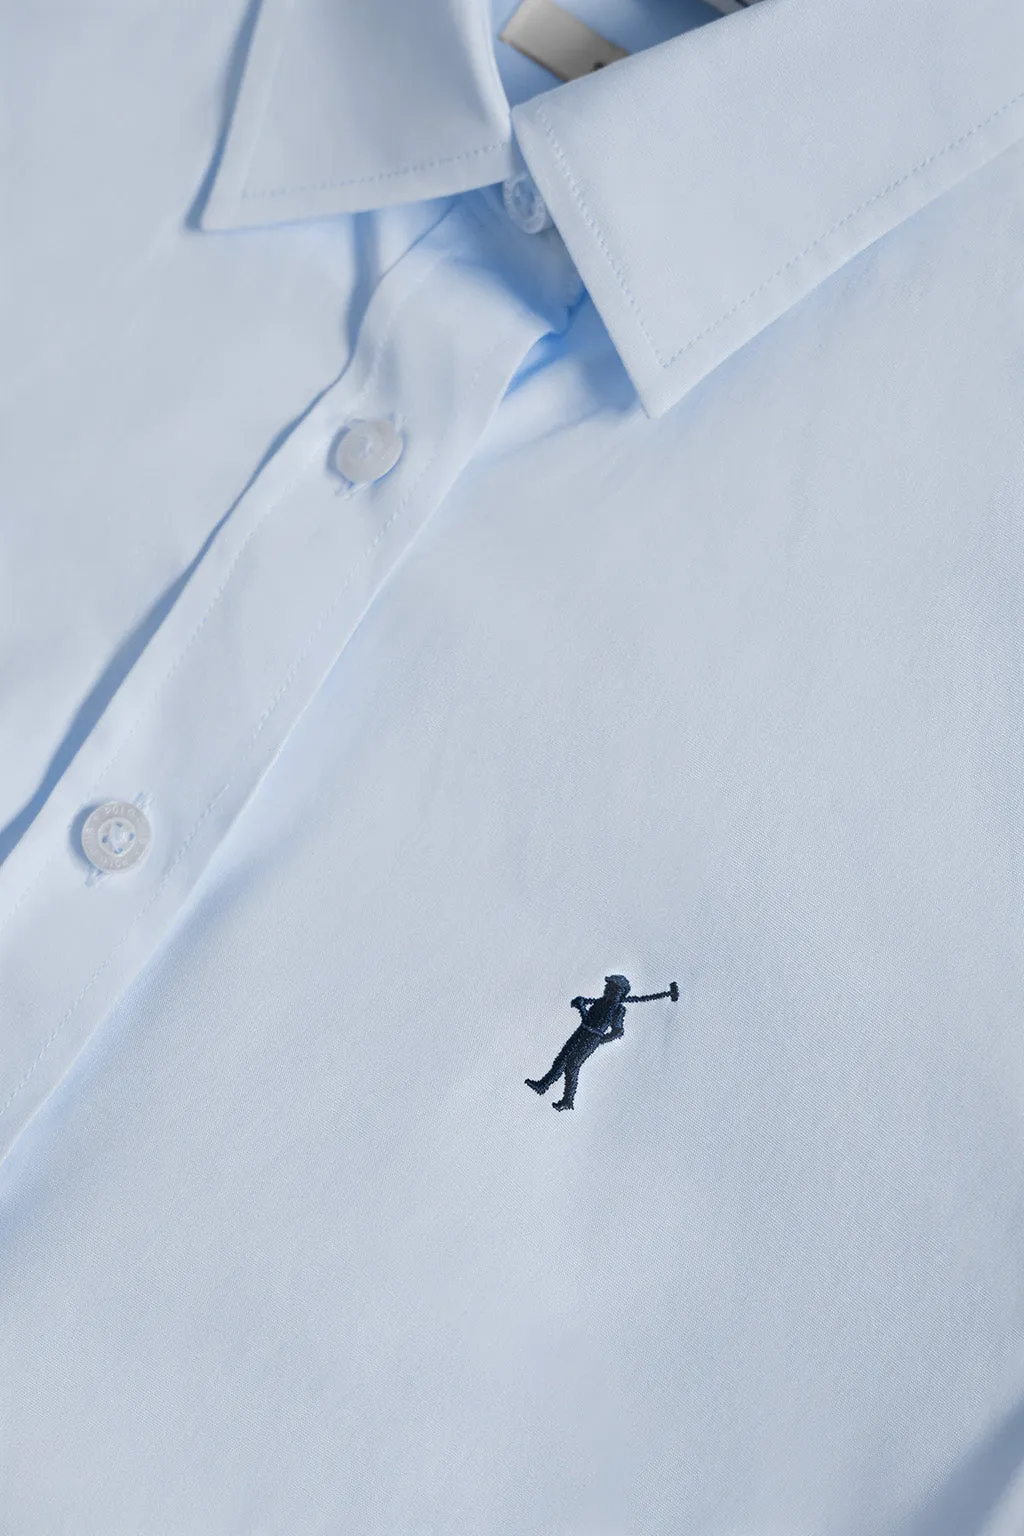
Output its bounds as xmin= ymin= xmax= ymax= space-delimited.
xmin=3 ymin=0 xmax=1024 ymax=1530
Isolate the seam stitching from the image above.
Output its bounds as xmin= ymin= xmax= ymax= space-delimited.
xmin=529 ymin=103 xmax=662 ymax=361
xmin=530 ymin=83 xmax=1024 ymax=374
xmin=242 ymin=138 xmax=510 ymax=202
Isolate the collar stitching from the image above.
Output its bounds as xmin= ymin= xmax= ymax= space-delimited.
xmin=242 ymin=137 xmax=511 ymax=203
xmin=531 ymin=83 xmax=1024 ymax=375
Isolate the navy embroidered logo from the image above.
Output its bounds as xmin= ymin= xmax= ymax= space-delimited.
xmin=526 ymin=975 xmax=679 ymax=1110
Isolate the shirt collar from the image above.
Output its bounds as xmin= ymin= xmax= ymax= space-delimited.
xmin=201 ymin=0 xmax=1024 ymax=418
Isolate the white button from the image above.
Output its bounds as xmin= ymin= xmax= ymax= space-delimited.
xmin=502 ymin=172 xmax=553 ymax=235
xmin=81 ymin=801 xmax=152 ymax=874
xmin=334 ymin=418 xmax=404 ymax=486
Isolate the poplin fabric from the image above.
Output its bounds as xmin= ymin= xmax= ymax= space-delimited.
xmin=3 ymin=1 xmax=1024 ymax=1531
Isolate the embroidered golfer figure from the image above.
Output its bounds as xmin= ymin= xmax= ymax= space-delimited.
xmin=526 ymin=975 xmax=679 ymax=1111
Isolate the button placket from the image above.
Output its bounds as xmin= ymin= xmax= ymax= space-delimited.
xmin=0 ymin=198 xmax=577 ymax=1162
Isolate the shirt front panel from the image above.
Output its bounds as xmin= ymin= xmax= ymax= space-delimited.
xmin=4 ymin=109 xmax=1024 ymax=1535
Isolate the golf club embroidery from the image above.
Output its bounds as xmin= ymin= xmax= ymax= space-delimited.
xmin=526 ymin=974 xmax=679 ymax=1111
